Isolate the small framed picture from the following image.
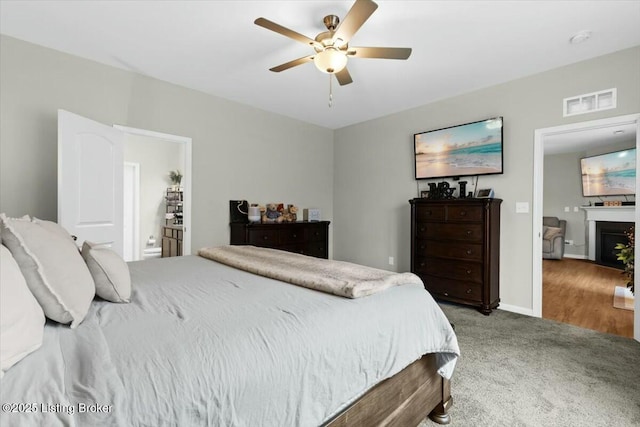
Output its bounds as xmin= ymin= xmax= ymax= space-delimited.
xmin=476 ymin=188 xmax=494 ymax=198
xmin=420 ymin=190 xmax=430 ymax=198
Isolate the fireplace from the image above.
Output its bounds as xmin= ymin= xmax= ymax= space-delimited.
xmin=595 ymin=221 xmax=633 ymax=269
xmin=581 ymin=206 xmax=635 ymax=261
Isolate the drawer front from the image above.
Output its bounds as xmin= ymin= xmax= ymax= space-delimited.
xmin=413 ymin=257 xmax=482 ymax=283
xmin=421 ymin=275 xmax=482 ymax=302
xmin=416 ymin=206 xmax=445 ymax=222
xmin=278 ymin=227 xmax=305 ymax=244
xmin=447 ymin=205 xmax=483 ymax=222
xmin=248 ymin=229 xmax=278 ymax=247
xmin=418 ymin=240 xmax=483 ymax=261
xmin=416 ymin=223 xmax=483 ymax=242
xmin=305 ymin=225 xmax=327 ymax=241
xmin=305 ymin=241 xmax=328 ymax=259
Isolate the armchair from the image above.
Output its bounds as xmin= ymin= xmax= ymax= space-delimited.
xmin=542 ymin=216 xmax=567 ymax=259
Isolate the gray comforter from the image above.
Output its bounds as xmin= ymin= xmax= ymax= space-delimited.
xmin=0 ymin=255 xmax=459 ymax=427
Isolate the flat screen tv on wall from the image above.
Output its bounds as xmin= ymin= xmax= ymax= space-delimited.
xmin=414 ymin=117 xmax=503 ymax=180
xmin=580 ymin=148 xmax=636 ymax=197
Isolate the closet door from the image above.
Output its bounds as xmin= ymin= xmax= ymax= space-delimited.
xmin=58 ymin=109 xmax=124 ymax=255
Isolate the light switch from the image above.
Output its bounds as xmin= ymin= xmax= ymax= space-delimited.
xmin=516 ymin=202 xmax=529 ymax=213
xmin=573 ymin=206 xmax=579 ymax=212
xmin=564 ymin=206 xmax=570 ymax=212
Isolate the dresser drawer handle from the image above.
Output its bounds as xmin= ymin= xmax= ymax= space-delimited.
xmin=420 ymin=227 xmax=426 ymax=232
xmin=459 ymin=211 xmax=467 ymax=216
xmin=420 ymin=262 xmax=425 ymax=267
xmin=263 ymin=235 xmax=269 ymax=240
xmin=466 ymin=269 xmax=472 ymax=274
xmin=466 ymin=249 xmax=472 ymax=255
xmin=466 ymin=288 xmax=472 ymax=294
xmin=292 ymin=233 xmax=297 ymax=238
xmin=443 ymin=291 xmax=449 ymax=296
xmin=426 ymin=210 xmax=432 ymax=216
xmin=420 ymin=244 xmax=426 ymax=250
xmin=466 ymin=230 xmax=472 ymax=235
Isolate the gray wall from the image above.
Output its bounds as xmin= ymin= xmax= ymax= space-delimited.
xmin=1 ymin=34 xmax=639 ymax=314
xmin=0 ymin=35 xmax=334 ymax=253
xmin=333 ymin=46 xmax=640 ymax=312
xmin=543 ymin=151 xmax=587 ymax=257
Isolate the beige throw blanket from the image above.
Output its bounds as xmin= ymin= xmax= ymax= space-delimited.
xmin=198 ymin=245 xmax=423 ymax=298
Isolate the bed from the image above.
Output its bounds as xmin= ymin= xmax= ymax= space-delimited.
xmin=0 ymin=218 xmax=459 ymax=427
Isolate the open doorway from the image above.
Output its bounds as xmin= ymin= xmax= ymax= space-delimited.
xmin=58 ymin=111 xmax=192 ymax=261
xmin=533 ymin=113 xmax=640 ymax=342
xmin=542 ymin=123 xmax=635 ymax=337
xmin=115 ymin=126 xmax=192 ymax=262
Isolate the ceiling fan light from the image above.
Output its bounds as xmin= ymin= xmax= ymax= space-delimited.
xmin=313 ymin=48 xmax=347 ymax=74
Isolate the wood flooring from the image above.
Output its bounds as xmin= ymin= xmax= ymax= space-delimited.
xmin=543 ymin=258 xmax=634 ymax=338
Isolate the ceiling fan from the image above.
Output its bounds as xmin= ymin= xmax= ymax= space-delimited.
xmin=254 ymin=0 xmax=412 ymax=86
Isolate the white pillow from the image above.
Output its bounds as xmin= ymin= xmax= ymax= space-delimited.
xmin=1 ymin=245 xmax=45 ymax=377
xmin=32 ymin=217 xmax=77 ymax=244
xmin=0 ymin=214 xmax=95 ymax=328
xmin=82 ymin=241 xmax=131 ymax=303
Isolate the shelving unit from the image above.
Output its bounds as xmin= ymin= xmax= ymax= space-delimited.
xmin=165 ymin=188 xmax=183 ymax=226
xmin=162 ymin=188 xmax=184 ymax=257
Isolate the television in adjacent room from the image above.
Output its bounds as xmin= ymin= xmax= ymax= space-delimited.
xmin=580 ymin=148 xmax=636 ymax=197
xmin=414 ymin=117 xmax=503 ymax=180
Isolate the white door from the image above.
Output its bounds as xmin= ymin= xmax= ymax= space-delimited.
xmin=58 ymin=110 xmax=124 ymax=255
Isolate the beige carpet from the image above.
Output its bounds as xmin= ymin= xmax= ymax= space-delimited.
xmin=613 ymin=285 xmax=635 ymax=310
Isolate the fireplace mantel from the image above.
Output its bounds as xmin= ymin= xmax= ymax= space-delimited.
xmin=581 ymin=206 xmax=635 ymax=260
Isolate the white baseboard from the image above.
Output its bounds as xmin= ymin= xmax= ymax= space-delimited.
xmin=498 ymin=303 xmax=535 ymax=317
xmin=563 ymin=253 xmax=588 ymax=260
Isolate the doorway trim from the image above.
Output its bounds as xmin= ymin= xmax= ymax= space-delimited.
xmin=532 ymin=113 xmax=640 ymax=342
xmin=123 ymin=162 xmax=140 ymax=261
xmin=114 ymin=125 xmax=193 ymax=256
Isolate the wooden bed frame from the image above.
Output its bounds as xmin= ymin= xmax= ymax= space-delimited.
xmin=323 ymin=354 xmax=452 ymax=426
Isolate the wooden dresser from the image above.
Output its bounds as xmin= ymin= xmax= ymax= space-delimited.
xmin=410 ymin=198 xmax=502 ymax=314
xmin=162 ymin=225 xmax=183 ymax=258
xmin=230 ymin=221 xmax=330 ymax=259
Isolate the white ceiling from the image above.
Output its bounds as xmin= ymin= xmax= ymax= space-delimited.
xmin=544 ymin=122 xmax=637 ymax=155
xmin=1 ymin=0 xmax=639 ymax=129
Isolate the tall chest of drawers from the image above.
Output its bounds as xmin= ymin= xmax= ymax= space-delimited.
xmin=410 ymin=198 xmax=502 ymax=314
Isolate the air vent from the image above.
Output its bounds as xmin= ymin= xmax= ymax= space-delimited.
xmin=563 ymin=88 xmax=616 ymax=117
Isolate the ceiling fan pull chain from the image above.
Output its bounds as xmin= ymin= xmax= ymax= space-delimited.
xmin=328 ymin=74 xmax=333 ymax=107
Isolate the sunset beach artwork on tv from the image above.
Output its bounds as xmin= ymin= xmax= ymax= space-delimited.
xmin=414 ymin=117 xmax=503 ymax=180
xmin=581 ymin=148 xmax=636 ymax=197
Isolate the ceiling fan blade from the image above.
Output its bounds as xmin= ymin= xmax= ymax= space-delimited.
xmin=255 ymin=17 xmax=320 ymax=48
xmin=335 ymin=67 xmax=353 ymax=86
xmin=333 ymin=0 xmax=378 ymax=44
xmin=269 ymin=55 xmax=314 ymax=72
xmin=347 ymin=46 xmax=412 ymax=60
